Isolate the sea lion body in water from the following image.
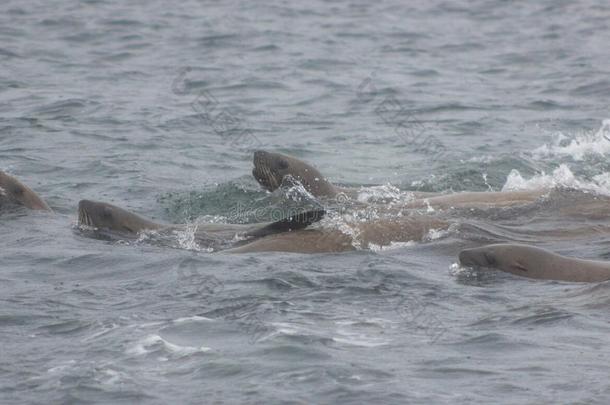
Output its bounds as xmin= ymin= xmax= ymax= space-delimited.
xmin=78 ymin=200 xmax=448 ymax=254
xmin=252 ymin=151 xmax=546 ymax=209
xmin=253 ymin=150 xmax=440 ymax=200
xmin=459 ymin=243 xmax=610 ymax=282
xmin=0 ymin=171 xmax=51 ymax=211
xmin=226 ymin=215 xmax=450 ymax=253
xmin=225 ymin=229 xmax=355 ymax=254
xmin=404 ymin=189 xmax=548 ymax=210
xmin=77 ymin=200 xmax=325 ymax=251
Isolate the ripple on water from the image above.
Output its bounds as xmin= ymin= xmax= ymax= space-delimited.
xmin=3 ymin=0 xmax=610 ymax=403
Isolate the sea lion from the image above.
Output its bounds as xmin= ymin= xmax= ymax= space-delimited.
xmin=0 ymin=170 xmax=51 ymax=211
xmin=252 ymin=151 xmax=545 ymax=210
xmin=224 ymin=229 xmax=355 ymax=253
xmin=78 ymin=200 xmax=448 ymax=254
xmin=226 ymin=214 xmax=450 ymax=253
xmin=252 ymin=150 xmax=441 ymax=200
xmin=253 ymin=150 xmax=343 ymax=198
xmin=459 ymin=243 xmax=610 ymax=282
xmin=77 ymin=199 xmax=325 ymax=251
xmin=404 ymin=189 xmax=548 ymax=210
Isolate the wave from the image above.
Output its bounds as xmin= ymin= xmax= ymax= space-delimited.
xmin=532 ymin=119 xmax=610 ymax=161
xmin=127 ymin=334 xmax=211 ymax=357
xmin=502 ymin=164 xmax=610 ymax=196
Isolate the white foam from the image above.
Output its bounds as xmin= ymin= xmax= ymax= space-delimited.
xmin=356 ymin=183 xmax=413 ymax=204
xmin=173 ymin=315 xmax=214 ymax=323
xmin=47 ymin=360 xmax=77 ymax=373
xmin=126 ymin=320 xmax=165 ymax=329
xmin=419 ymin=199 xmax=435 ymax=213
xmin=449 ymin=262 xmax=469 ymax=276
xmin=532 ymin=119 xmax=610 ymax=161
xmin=333 ymin=320 xmax=391 ymax=347
xmin=172 ymin=223 xmax=205 ymax=252
xmin=270 ymin=321 xmax=390 ymax=347
xmin=284 ymin=177 xmax=316 ymax=202
xmin=463 ymin=154 xmax=494 ymax=164
xmin=335 ymin=318 xmax=395 ymax=327
xmin=502 ymin=164 xmax=610 ymax=196
xmin=81 ymin=322 xmax=120 ymax=342
xmin=321 ymin=212 xmax=363 ymax=250
xmin=96 ymin=368 xmax=127 ymax=385
xmin=270 ymin=322 xmax=300 ymax=336
xmin=127 ymin=334 xmax=211 ymax=357
xmin=425 ymin=227 xmax=450 ymax=241
xmin=368 ymin=240 xmax=417 ymax=252
xmin=501 ymin=165 xmax=573 ymax=191
xmin=332 ymin=336 xmax=389 ymax=347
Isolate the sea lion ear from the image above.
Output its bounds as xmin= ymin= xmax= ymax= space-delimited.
xmin=245 ymin=209 xmax=325 ymax=238
xmin=484 ymin=252 xmax=497 ymax=266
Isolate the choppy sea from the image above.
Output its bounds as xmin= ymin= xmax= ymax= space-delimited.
xmin=2 ymin=0 xmax=610 ymax=403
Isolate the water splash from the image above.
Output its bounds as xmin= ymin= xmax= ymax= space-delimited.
xmin=502 ymin=164 xmax=610 ymax=196
xmin=532 ymin=119 xmax=610 ymax=161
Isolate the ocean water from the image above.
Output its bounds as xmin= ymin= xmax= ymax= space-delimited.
xmin=2 ymin=0 xmax=610 ymax=403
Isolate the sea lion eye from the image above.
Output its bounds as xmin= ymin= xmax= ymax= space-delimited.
xmin=484 ymin=252 xmax=496 ymax=266
xmin=277 ymin=159 xmax=289 ymax=170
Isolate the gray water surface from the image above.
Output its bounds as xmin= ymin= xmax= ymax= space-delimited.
xmin=2 ymin=0 xmax=610 ymax=403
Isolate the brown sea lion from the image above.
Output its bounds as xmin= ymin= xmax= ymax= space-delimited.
xmin=226 ymin=215 xmax=450 ymax=253
xmin=77 ymin=199 xmax=325 ymax=251
xmin=78 ymin=200 xmax=448 ymax=254
xmin=252 ymin=150 xmax=343 ymax=198
xmin=404 ymin=189 xmax=548 ymax=210
xmin=252 ymin=151 xmax=547 ymax=210
xmin=252 ymin=150 xmax=439 ymax=200
xmin=0 ymin=170 xmax=51 ymax=211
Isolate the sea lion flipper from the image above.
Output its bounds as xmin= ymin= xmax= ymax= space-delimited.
xmin=245 ymin=209 xmax=325 ymax=238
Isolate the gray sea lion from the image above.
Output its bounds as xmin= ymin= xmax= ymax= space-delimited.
xmin=227 ymin=215 xmax=450 ymax=253
xmin=0 ymin=170 xmax=51 ymax=211
xmin=77 ymin=199 xmax=324 ymax=251
xmin=459 ymin=243 xmax=610 ymax=282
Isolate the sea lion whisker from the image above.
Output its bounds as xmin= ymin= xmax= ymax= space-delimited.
xmin=251 ymin=151 xmax=338 ymax=198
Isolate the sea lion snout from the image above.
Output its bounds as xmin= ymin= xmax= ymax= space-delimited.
xmin=78 ymin=199 xmax=100 ymax=227
xmin=252 ymin=150 xmax=281 ymax=191
xmin=253 ymin=150 xmax=269 ymax=162
xmin=251 ymin=151 xmax=337 ymax=197
xmin=253 ymin=150 xmax=287 ymax=171
xmin=78 ymin=199 xmax=95 ymax=212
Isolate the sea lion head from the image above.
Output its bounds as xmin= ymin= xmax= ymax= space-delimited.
xmin=0 ymin=171 xmax=51 ymax=211
xmin=459 ymin=244 xmax=530 ymax=273
xmin=252 ymin=150 xmax=336 ymax=197
xmin=78 ymin=200 xmax=159 ymax=234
